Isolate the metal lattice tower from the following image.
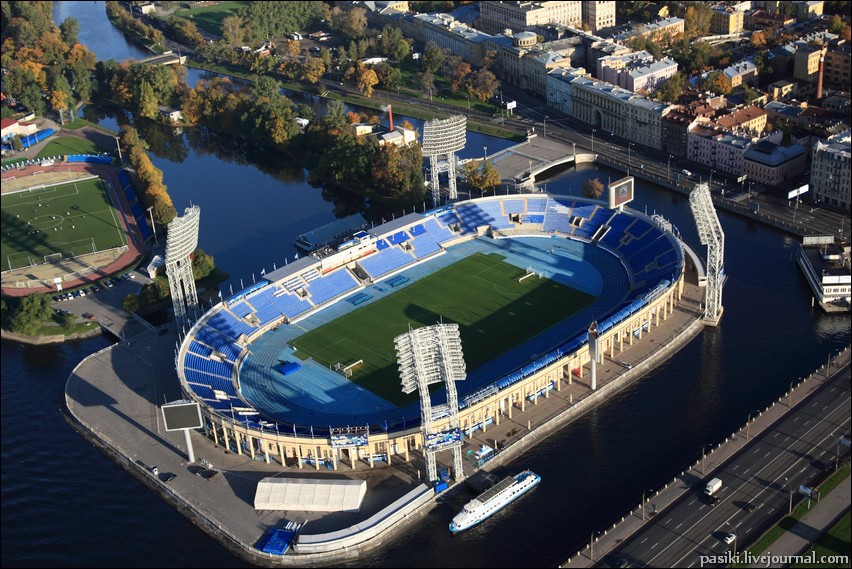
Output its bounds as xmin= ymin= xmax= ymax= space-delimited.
xmin=421 ymin=115 xmax=466 ymax=205
xmin=689 ymin=183 xmax=726 ymax=325
xmin=165 ymin=205 xmax=201 ymax=329
xmin=395 ymin=323 xmax=466 ymax=482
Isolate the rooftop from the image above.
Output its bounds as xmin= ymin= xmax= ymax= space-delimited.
xmin=743 ymin=140 xmax=806 ymax=166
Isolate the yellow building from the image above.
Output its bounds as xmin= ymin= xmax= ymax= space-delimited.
xmin=711 ymin=7 xmax=744 ymax=35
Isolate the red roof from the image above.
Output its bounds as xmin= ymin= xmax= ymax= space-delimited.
xmin=1 ymin=117 xmax=18 ymax=129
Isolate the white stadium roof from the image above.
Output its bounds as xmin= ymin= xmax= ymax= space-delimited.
xmin=254 ymin=477 xmax=367 ymax=512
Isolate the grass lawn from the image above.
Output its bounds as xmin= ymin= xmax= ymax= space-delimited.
xmin=173 ymin=1 xmax=250 ymax=36
xmin=35 ymin=136 xmax=106 ymax=158
xmin=792 ymin=511 xmax=851 ymax=568
xmin=1 ymin=177 xmax=127 ymax=270
xmin=61 ymin=117 xmax=117 ymax=134
xmin=291 ymin=252 xmax=595 ymax=405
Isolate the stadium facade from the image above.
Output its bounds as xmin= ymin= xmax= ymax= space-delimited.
xmin=176 ymin=194 xmax=688 ymax=471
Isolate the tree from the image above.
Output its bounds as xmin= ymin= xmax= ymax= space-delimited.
xmin=420 ymin=70 xmax=435 ymax=96
xmin=582 ymin=178 xmax=604 ymax=200
xmin=442 ymin=55 xmax=471 ymax=94
xmin=9 ymin=293 xmax=54 ymax=335
xmin=467 ymin=68 xmax=499 ymax=101
xmin=653 ymin=72 xmax=686 ymax=104
xmin=751 ymin=30 xmax=767 ymax=49
xmin=684 ymin=3 xmax=712 ymax=38
xmin=356 ymin=65 xmax=379 ymax=98
xmin=422 ymin=41 xmax=446 ymax=74
xmin=122 ymin=293 xmax=140 ymax=313
xmin=59 ymin=17 xmax=79 ymax=46
xmin=301 ymin=57 xmax=325 ymax=84
xmin=330 ymin=6 xmax=367 ymax=39
xmin=221 ymin=15 xmax=244 ymax=46
xmin=191 ymin=249 xmax=215 ymax=280
xmin=702 ymin=71 xmax=731 ymax=95
xmin=251 ymin=75 xmax=281 ymax=101
xmin=379 ymin=65 xmax=402 ymax=91
xmin=136 ymin=80 xmax=159 ymax=119
xmin=463 ymin=161 xmax=501 ymax=195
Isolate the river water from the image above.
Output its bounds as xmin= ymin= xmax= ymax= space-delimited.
xmin=1 ymin=3 xmax=849 ymax=567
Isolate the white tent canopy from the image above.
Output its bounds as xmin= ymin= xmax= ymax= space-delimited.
xmin=254 ymin=478 xmax=367 ymax=512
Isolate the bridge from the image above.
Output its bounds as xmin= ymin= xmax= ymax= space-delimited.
xmin=476 ymin=134 xmax=596 ymax=189
xmin=138 ymin=51 xmax=187 ymax=66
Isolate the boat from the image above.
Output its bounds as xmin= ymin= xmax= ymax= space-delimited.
xmin=449 ymin=469 xmax=541 ymax=533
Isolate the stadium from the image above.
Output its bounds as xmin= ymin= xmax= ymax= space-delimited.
xmin=176 ymin=190 xmax=689 ymax=469
xmin=0 ymin=157 xmax=152 ymax=293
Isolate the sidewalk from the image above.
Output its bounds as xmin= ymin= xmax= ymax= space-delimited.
xmin=748 ymin=478 xmax=851 ymax=567
xmin=561 ymin=346 xmax=852 ymax=568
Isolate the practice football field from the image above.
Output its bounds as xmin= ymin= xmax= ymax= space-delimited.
xmin=1 ymin=178 xmax=126 ymax=271
xmin=291 ymin=253 xmax=595 ymax=405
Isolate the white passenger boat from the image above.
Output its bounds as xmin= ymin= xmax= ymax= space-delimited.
xmin=449 ymin=470 xmax=540 ymax=533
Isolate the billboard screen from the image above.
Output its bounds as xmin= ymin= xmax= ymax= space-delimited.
xmin=608 ymin=176 xmax=635 ymax=209
xmin=162 ymin=401 xmax=203 ymax=431
xmin=330 ymin=433 xmax=369 ymax=448
xmin=425 ymin=428 xmax=462 ymax=451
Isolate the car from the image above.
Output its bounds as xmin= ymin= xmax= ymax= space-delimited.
xmin=682 ymin=169 xmax=693 ymax=176
xmin=743 ymin=502 xmax=756 ymax=512
xmin=161 ymin=473 xmax=177 ymax=484
xmin=128 ymin=272 xmax=135 ymax=279
xmin=619 ymin=361 xmax=633 ymax=370
xmin=52 ymin=295 xmax=61 ymax=302
xmin=723 ymin=533 xmax=736 ymax=545
xmin=83 ymin=313 xmax=95 ymax=320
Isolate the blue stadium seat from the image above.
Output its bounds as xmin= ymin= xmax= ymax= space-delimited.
xmin=305 ymin=269 xmax=359 ymax=305
xmin=409 ymin=233 xmax=442 ymax=259
xmin=423 ymin=218 xmax=457 ymax=243
xmin=358 ymin=246 xmax=416 ymax=279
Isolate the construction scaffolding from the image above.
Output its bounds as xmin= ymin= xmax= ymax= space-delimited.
xmin=689 ymin=182 xmax=726 ymax=326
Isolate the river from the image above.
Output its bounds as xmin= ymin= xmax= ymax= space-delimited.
xmin=1 ymin=3 xmax=849 ymax=567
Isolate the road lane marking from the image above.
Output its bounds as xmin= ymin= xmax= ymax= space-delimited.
xmin=651 ymin=542 xmax=658 ymax=550
xmin=676 ymin=523 xmax=682 ymax=530
xmin=665 ymin=518 xmax=672 ymax=525
xmin=732 ymin=464 xmax=739 ymax=470
xmin=641 ymin=538 xmax=648 ymax=544
xmin=765 ymin=451 xmax=772 ymax=458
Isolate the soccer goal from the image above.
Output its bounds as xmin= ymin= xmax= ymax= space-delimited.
xmin=333 ymin=359 xmax=364 ymax=378
xmin=44 ymin=252 xmax=63 ymax=263
xmin=518 ymin=266 xmax=544 ymax=282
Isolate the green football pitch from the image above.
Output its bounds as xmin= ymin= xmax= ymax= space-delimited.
xmin=1 ymin=178 xmax=127 ymax=271
xmin=291 ymin=253 xmax=595 ymax=406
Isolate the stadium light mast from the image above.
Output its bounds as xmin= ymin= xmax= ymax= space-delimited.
xmin=689 ymin=182 xmax=726 ymax=325
xmin=396 ymin=323 xmax=467 ymax=483
xmin=422 ymin=115 xmax=467 ymax=205
xmin=165 ymin=205 xmax=201 ymax=329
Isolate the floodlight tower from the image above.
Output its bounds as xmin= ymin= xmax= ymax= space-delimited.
xmin=395 ymin=323 xmax=467 ymax=483
xmin=165 ymin=205 xmax=201 ymax=329
xmin=422 ymin=115 xmax=467 ymax=205
xmin=689 ymin=182 xmax=726 ymax=326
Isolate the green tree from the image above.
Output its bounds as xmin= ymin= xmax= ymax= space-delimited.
xmin=380 ymin=65 xmax=402 ymax=91
xmin=422 ymin=41 xmax=446 ymax=74
xmin=582 ymin=178 xmax=605 ymax=200
xmin=123 ymin=292 xmax=140 ymax=313
xmin=251 ymin=75 xmax=281 ymax=101
xmin=330 ymin=6 xmax=367 ymax=39
xmin=10 ymin=293 xmax=54 ymax=335
xmin=59 ymin=16 xmax=79 ymax=46
xmin=191 ymin=248 xmax=215 ymax=280
xmin=136 ymin=80 xmax=159 ymax=119
xmin=463 ymin=161 xmax=501 ymax=195
xmin=653 ymin=72 xmax=686 ymax=104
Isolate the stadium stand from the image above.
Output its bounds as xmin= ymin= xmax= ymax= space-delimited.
xmin=527 ymin=197 xmax=547 ymax=213
xmin=438 ymin=211 xmax=461 ymax=228
xmin=456 ymin=201 xmax=514 ymax=233
xmin=249 ymin=286 xmax=314 ymax=324
xmin=408 ymin=233 xmax=442 ymax=259
xmin=386 ymin=231 xmax=410 ymax=245
xmin=358 ymin=246 xmax=416 ymax=279
xmin=409 ymin=224 xmax=427 ymax=236
xmin=423 ymin=218 xmax=457 ymax=243
xmin=208 ymin=310 xmax=257 ymax=339
xmin=188 ymin=341 xmax=213 ymax=358
xmin=502 ymin=199 xmax=526 ymax=215
xmin=305 ymin=269 xmax=359 ymax=305
xmin=184 ymin=353 xmax=234 ymax=379
xmin=375 ymin=238 xmax=389 ymax=251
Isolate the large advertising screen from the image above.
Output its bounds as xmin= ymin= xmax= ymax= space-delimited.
xmin=425 ymin=428 xmax=462 ymax=451
xmin=162 ymin=401 xmax=203 ymax=431
xmin=608 ymin=176 xmax=635 ymax=209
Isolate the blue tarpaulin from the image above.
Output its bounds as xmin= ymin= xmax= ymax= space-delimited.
xmin=274 ymin=361 xmax=301 ymax=376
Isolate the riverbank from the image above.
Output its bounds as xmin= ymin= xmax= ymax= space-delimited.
xmin=1 ymin=324 xmax=103 ymax=345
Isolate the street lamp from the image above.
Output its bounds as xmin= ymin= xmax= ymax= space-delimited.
xmin=544 ymin=115 xmax=549 ymax=138
xmin=591 ymin=129 xmax=596 ymax=153
xmin=628 ymin=143 xmax=635 ymax=167
xmin=483 ymin=146 xmax=488 ymax=161
xmin=114 ymin=136 xmax=123 ymax=164
xmin=709 ymin=169 xmax=715 ymax=191
xmin=726 ymin=522 xmax=738 ymax=556
xmin=667 ymin=155 xmax=673 ymax=180
xmin=784 ymin=477 xmax=793 ymax=514
xmin=147 ymin=205 xmax=158 ymax=245
xmin=589 ymin=531 xmax=601 ymax=562
xmin=702 ymin=443 xmax=707 ymax=474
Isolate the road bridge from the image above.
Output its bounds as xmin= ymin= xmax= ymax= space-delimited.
xmin=476 ymin=134 xmax=596 ymax=189
xmin=138 ymin=51 xmax=187 ymax=66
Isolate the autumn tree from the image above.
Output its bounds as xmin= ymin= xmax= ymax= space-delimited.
xmin=582 ymin=178 xmax=605 ymax=200
xmin=221 ymin=15 xmax=244 ymax=46
xmin=751 ymin=30 xmax=767 ymax=49
xmin=356 ymin=64 xmax=379 ymax=98
xmin=301 ymin=56 xmax=325 ymax=84
xmin=443 ymin=55 xmax=471 ymax=94
xmin=467 ymin=68 xmax=499 ymax=101
xmin=702 ymin=70 xmax=731 ymax=95
xmin=463 ymin=161 xmax=501 ymax=195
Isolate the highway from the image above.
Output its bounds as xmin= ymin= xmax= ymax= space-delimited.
xmin=607 ymin=366 xmax=851 ymax=568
